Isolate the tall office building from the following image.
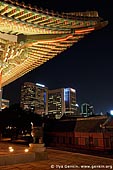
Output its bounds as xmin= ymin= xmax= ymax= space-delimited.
xmin=1 ymin=99 xmax=9 ymax=109
xmin=64 ymin=88 xmax=76 ymax=115
xmin=81 ymin=103 xmax=94 ymax=117
xmin=20 ymin=82 xmax=48 ymax=115
xmin=48 ymin=88 xmax=76 ymax=118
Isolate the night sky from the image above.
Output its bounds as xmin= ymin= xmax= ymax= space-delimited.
xmin=3 ymin=0 xmax=113 ymax=114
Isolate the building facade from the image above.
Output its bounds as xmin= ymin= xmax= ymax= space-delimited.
xmin=48 ymin=88 xmax=76 ymax=118
xmin=1 ymin=99 xmax=9 ymax=109
xmin=64 ymin=88 xmax=76 ymax=115
xmin=44 ymin=116 xmax=113 ymax=152
xmin=20 ymin=82 xmax=48 ymax=115
xmin=81 ymin=103 xmax=94 ymax=117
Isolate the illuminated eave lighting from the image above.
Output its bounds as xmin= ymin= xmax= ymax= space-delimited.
xmin=75 ymin=27 xmax=94 ymax=34
xmin=0 ymin=1 xmax=107 ymax=87
xmin=25 ymin=34 xmax=73 ymax=48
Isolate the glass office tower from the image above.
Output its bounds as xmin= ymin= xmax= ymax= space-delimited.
xmin=20 ymin=82 xmax=48 ymax=115
xmin=48 ymin=88 xmax=76 ymax=118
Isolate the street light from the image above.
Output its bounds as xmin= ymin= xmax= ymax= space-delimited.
xmin=110 ymin=110 xmax=113 ymax=116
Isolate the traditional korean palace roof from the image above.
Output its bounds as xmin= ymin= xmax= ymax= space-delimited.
xmin=0 ymin=0 xmax=108 ymax=86
xmin=44 ymin=116 xmax=108 ymax=133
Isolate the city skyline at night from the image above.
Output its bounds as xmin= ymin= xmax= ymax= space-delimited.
xmin=2 ymin=0 xmax=113 ymax=114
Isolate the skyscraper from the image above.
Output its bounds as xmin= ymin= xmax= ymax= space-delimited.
xmin=20 ymin=82 xmax=48 ymax=115
xmin=64 ymin=88 xmax=76 ymax=115
xmin=48 ymin=88 xmax=76 ymax=118
xmin=81 ymin=103 xmax=94 ymax=117
xmin=1 ymin=99 xmax=9 ymax=109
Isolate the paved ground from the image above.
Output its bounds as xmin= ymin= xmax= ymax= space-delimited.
xmin=0 ymin=142 xmax=113 ymax=170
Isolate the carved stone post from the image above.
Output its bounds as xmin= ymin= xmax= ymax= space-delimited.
xmin=29 ymin=125 xmax=47 ymax=160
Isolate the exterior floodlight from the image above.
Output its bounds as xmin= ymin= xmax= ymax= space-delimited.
xmin=110 ymin=110 xmax=113 ymax=116
xmin=36 ymin=83 xmax=45 ymax=87
xmin=75 ymin=104 xmax=79 ymax=107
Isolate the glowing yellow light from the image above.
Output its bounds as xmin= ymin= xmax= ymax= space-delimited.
xmin=10 ymin=148 xmax=14 ymax=152
xmin=9 ymin=147 xmax=14 ymax=152
xmin=8 ymin=146 xmax=13 ymax=150
xmin=24 ymin=148 xmax=29 ymax=152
